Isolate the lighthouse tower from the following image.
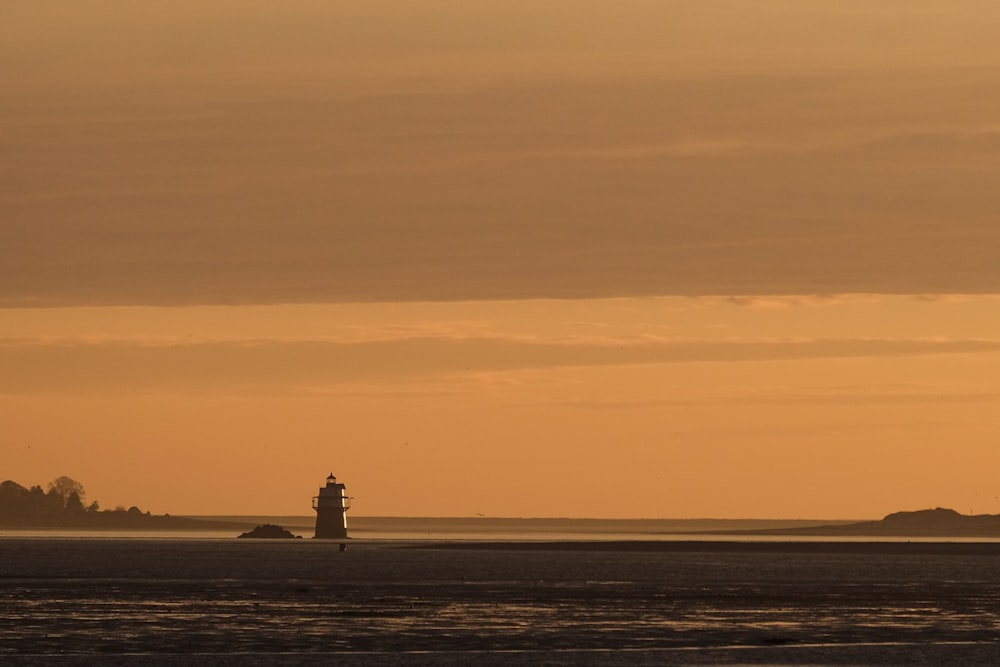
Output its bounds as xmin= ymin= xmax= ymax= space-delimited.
xmin=312 ymin=473 xmax=350 ymax=539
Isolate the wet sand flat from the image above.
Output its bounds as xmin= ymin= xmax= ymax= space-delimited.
xmin=3 ymin=538 xmax=1000 ymax=665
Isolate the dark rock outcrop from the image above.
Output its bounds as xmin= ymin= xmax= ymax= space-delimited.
xmin=237 ymin=524 xmax=301 ymax=539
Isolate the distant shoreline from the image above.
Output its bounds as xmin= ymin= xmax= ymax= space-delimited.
xmin=8 ymin=508 xmax=1000 ymax=540
xmin=0 ymin=515 xmax=252 ymax=531
xmin=413 ymin=540 xmax=1000 ymax=555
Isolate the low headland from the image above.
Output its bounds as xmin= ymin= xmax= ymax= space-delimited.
xmin=727 ymin=507 xmax=1000 ymax=538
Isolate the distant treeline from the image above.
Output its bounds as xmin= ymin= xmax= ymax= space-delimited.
xmin=0 ymin=477 xmax=240 ymax=530
xmin=0 ymin=476 xmax=108 ymax=521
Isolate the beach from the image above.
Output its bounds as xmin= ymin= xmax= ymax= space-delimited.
xmin=4 ymin=537 xmax=1000 ymax=665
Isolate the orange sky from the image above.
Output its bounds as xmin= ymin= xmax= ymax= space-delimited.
xmin=3 ymin=2 xmax=1000 ymax=518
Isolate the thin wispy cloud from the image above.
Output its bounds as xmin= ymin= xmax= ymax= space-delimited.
xmin=533 ymin=389 xmax=1000 ymax=412
xmin=4 ymin=336 xmax=1000 ymax=395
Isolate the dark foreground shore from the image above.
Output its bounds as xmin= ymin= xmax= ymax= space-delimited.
xmin=4 ymin=538 xmax=1000 ymax=665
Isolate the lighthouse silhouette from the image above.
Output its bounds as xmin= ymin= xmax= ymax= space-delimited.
xmin=312 ymin=472 xmax=350 ymax=539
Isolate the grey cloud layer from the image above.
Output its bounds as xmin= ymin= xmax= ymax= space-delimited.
xmin=4 ymin=3 xmax=1000 ymax=306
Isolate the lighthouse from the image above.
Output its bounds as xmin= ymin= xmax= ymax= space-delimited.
xmin=312 ymin=472 xmax=350 ymax=539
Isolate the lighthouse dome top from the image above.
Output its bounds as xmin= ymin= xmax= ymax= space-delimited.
xmin=326 ymin=472 xmax=337 ymax=484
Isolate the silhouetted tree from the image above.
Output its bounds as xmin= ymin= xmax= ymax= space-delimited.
xmin=0 ymin=481 xmax=29 ymax=516
xmin=47 ymin=476 xmax=86 ymax=509
xmin=27 ymin=485 xmax=49 ymax=516
xmin=65 ymin=491 xmax=85 ymax=515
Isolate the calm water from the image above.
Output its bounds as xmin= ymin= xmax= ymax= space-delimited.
xmin=4 ymin=535 xmax=1000 ymax=665
xmin=184 ymin=516 xmax=869 ymax=541
xmin=8 ymin=515 xmax=1000 ymax=542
